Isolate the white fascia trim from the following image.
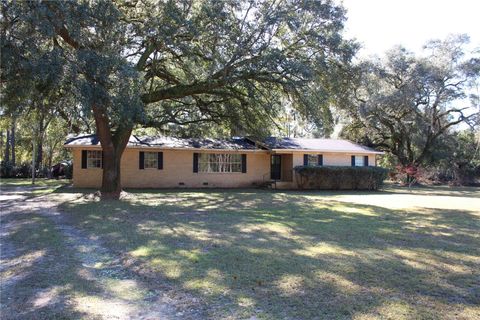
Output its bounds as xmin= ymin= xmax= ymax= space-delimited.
xmin=65 ymin=145 xmax=269 ymax=153
xmin=271 ymin=149 xmax=384 ymax=155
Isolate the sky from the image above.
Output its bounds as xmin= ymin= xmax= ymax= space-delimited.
xmin=341 ymin=0 xmax=480 ymax=57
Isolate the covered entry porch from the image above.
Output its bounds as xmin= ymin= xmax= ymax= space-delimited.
xmin=270 ymin=153 xmax=295 ymax=188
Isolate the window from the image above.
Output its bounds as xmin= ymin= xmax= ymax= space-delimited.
xmin=304 ymin=154 xmax=322 ymax=166
xmin=139 ymin=151 xmax=163 ymax=170
xmin=199 ymin=153 xmax=242 ymax=173
xmin=354 ymin=155 xmax=365 ymax=167
xmin=144 ymin=152 xmax=158 ymax=169
xmin=307 ymin=154 xmax=319 ymax=166
xmin=87 ymin=150 xmax=102 ymax=168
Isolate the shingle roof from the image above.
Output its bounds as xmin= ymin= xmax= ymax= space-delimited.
xmin=64 ymin=134 xmax=259 ymax=150
xmin=64 ymin=134 xmax=383 ymax=154
xmin=262 ymin=137 xmax=383 ymax=154
xmin=64 ymin=134 xmax=104 ymax=146
xmin=135 ymin=136 xmax=259 ymax=149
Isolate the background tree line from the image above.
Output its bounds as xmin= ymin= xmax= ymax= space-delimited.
xmin=337 ymin=35 xmax=480 ymax=185
xmin=1 ymin=0 xmax=479 ymax=195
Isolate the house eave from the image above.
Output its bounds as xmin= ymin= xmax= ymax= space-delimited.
xmin=64 ymin=144 xmax=268 ymax=152
xmin=271 ymin=148 xmax=384 ymax=155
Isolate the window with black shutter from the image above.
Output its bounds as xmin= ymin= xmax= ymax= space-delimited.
xmin=305 ymin=154 xmax=322 ymax=166
xmin=193 ymin=153 xmax=199 ymax=173
xmin=352 ymin=155 xmax=367 ymax=166
xmin=157 ymin=152 xmax=163 ymax=170
xmin=139 ymin=151 xmax=145 ymax=169
xmin=317 ymin=154 xmax=323 ymax=166
xmin=82 ymin=150 xmax=102 ymax=168
xmin=81 ymin=150 xmax=87 ymax=169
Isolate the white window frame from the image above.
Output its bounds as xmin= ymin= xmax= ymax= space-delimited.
xmin=199 ymin=153 xmax=242 ymax=173
xmin=354 ymin=155 xmax=365 ymax=167
xmin=87 ymin=150 xmax=102 ymax=168
xmin=144 ymin=152 xmax=158 ymax=169
xmin=307 ymin=154 xmax=320 ymax=166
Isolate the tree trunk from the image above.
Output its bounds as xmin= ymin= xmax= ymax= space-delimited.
xmin=92 ymin=104 xmax=132 ymax=200
xmin=4 ymin=129 xmax=10 ymax=163
xmin=32 ymin=138 xmax=37 ymax=185
xmin=101 ymin=145 xmax=125 ymax=199
xmin=0 ymin=131 xmax=3 ymax=161
xmin=11 ymin=119 xmax=16 ymax=166
xmin=36 ymin=142 xmax=43 ymax=169
xmin=36 ymin=116 xmax=44 ymax=170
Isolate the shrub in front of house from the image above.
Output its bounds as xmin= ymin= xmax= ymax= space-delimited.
xmin=294 ymin=166 xmax=389 ymax=190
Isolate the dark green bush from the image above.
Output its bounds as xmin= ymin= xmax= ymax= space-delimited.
xmin=15 ymin=163 xmax=32 ymax=178
xmin=1 ymin=161 xmax=31 ymax=178
xmin=0 ymin=161 xmax=14 ymax=178
xmin=294 ymin=166 xmax=389 ymax=190
xmin=64 ymin=162 xmax=73 ymax=179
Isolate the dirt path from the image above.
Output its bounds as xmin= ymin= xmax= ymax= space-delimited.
xmin=0 ymin=186 xmax=203 ymax=320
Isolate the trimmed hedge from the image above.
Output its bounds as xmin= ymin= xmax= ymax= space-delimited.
xmin=294 ymin=166 xmax=389 ymax=190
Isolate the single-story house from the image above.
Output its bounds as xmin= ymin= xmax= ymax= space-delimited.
xmin=64 ymin=134 xmax=383 ymax=189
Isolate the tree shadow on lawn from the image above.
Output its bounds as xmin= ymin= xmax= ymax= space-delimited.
xmin=0 ymin=210 xmax=100 ymax=320
xmin=123 ymin=184 xmax=480 ymax=197
xmin=56 ymin=189 xmax=480 ymax=319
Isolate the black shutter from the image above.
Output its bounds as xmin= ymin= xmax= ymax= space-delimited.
xmin=157 ymin=152 xmax=163 ymax=169
xmin=318 ymin=154 xmax=323 ymax=166
xmin=303 ymin=154 xmax=309 ymax=166
xmin=193 ymin=153 xmax=199 ymax=173
xmin=364 ymin=155 xmax=369 ymax=167
xmin=101 ymin=151 xmax=104 ymax=168
xmin=241 ymin=154 xmax=247 ymax=173
xmin=351 ymin=155 xmax=355 ymax=167
xmin=139 ymin=151 xmax=144 ymax=169
xmin=81 ymin=150 xmax=87 ymax=169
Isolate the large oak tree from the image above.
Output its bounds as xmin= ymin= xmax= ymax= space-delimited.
xmin=2 ymin=0 xmax=355 ymax=198
xmin=339 ymin=35 xmax=479 ymax=167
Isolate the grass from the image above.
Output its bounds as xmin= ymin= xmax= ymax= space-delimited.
xmin=0 ymin=178 xmax=71 ymax=199
xmin=1 ymin=206 xmax=100 ymax=319
xmin=57 ymin=186 xmax=480 ymax=319
xmin=0 ymin=178 xmax=70 ymax=187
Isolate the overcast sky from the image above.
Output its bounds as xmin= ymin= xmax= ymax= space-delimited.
xmin=341 ymin=0 xmax=480 ymax=57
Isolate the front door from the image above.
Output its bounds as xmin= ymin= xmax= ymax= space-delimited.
xmin=271 ymin=155 xmax=281 ymax=180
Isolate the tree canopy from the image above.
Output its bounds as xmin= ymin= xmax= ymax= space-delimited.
xmin=1 ymin=1 xmax=478 ymax=191
xmin=339 ymin=35 xmax=480 ymax=167
xmin=1 ymin=0 xmax=356 ymax=196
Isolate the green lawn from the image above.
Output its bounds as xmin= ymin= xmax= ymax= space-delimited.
xmin=0 ymin=178 xmax=70 ymax=197
xmin=58 ymin=186 xmax=480 ymax=319
xmin=1 ymin=211 xmax=99 ymax=319
xmin=0 ymin=178 xmax=70 ymax=187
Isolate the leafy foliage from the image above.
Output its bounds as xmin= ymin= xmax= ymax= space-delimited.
xmin=426 ymin=130 xmax=480 ymax=185
xmin=0 ymin=161 xmax=35 ymax=178
xmin=340 ymin=35 xmax=480 ymax=167
xmin=3 ymin=0 xmax=355 ymax=136
xmin=1 ymin=0 xmax=356 ymax=193
xmin=294 ymin=165 xmax=389 ymax=190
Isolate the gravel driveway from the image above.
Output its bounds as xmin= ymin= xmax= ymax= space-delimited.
xmin=0 ymin=186 xmax=203 ymax=320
